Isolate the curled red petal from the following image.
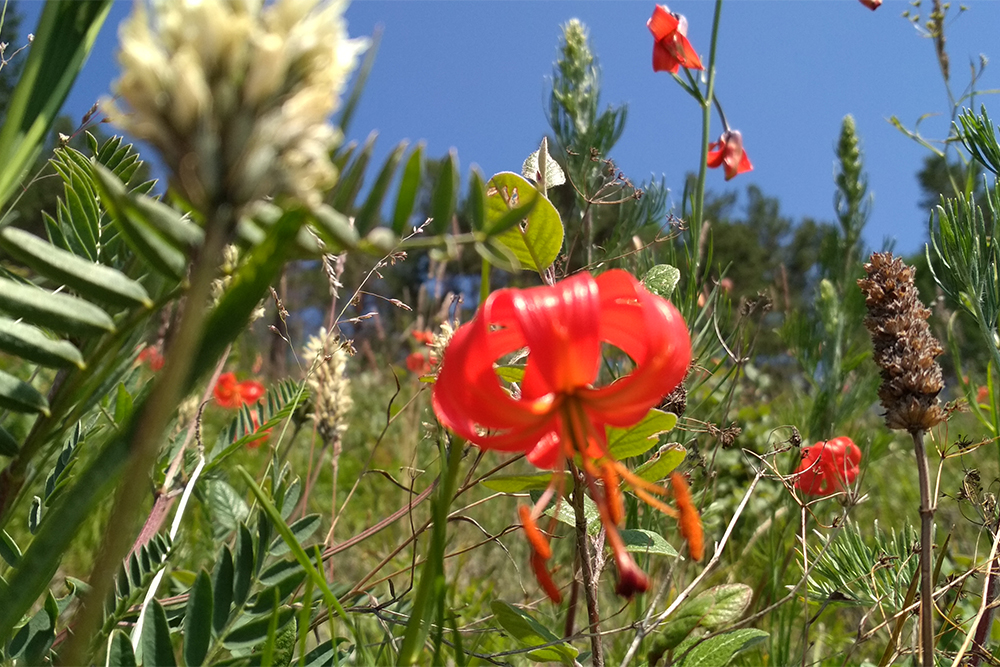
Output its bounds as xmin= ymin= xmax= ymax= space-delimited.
xmin=530 ymin=551 xmax=562 ymax=603
xmin=239 ymin=380 xmax=265 ymax=404
xmin=214 ymin=372 xmax=243 ymax=409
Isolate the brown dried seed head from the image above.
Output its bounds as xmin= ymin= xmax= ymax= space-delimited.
xmin=857 ymin=252 xmax=945 ymax=431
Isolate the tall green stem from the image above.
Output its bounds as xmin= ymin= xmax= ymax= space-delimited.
xmin=690 ymin=0 xmax=724 ymax=284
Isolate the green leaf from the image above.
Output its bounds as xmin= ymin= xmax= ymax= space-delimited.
xmin=392 ymin=143 xmax=424 ymax=235
xmin=0 ymin=1 xmax=113 ymax=210
xmin=308 ymin=205 xmax=359 ymax=254
xmin=302 ymin=638 xmax=350 ymax=667
xmin=183 ymin=570 xmax=213 ymax=666
xmin=539 ymin=491 xmax=600 ymax=534
xmin=140 ymin=601 xmax=177 ymax=667
xmin=212 ymin=547 xmax=235 ymax=635
xmin=233 ymin=524 xmax=255 ymax=607
xmin=467 ymin=168 xmax=487 ymax=232
xmin=642 ymin=264 xmax=682 ymax=299
xmin=0 ymin=226 xmax=151 ymax=309
xmin=633 ymin=444 xmax=687 ymax=484
xmin=106 ymin=629 xmax=137 ymax=667
xmin=606 ymin=410 xmax=678 ymax=460
xmin=620 ymin=529 xmax=679 ymax=557
xmin=485 ymin=172 xmax=562 ymax=273
xmin=480 ymin=473 xmax=553 ymax=494
xmin=0 ymin=529 xmax=21 ymax=567
xmin=223 ymin=606 xmax=295 ymax=650
xmin=114 ymin=383 xmax=134 ymax=425
xmin=356 ymin=140 xmax=409 ymax=234
xmin=697 ymin=584 xmax=753 ymax=629
xmin=650 ymin=585 xmax=754 ymax=659
xmin=331 ymin=132 xmax=376 ymax=213
xmin=268 ymin=514 xmax=321 ymax=557
xmin=204 ymin=478 xmax=250 ymax=535
xmin=489 ymin=601 xmax=578 ymax=664
xmin=677 ymin=629 xmax=768 ymax=667
xmin=8 ymin=594 xmax=56 ymax=664
xmin=429 ymin=149 xmax=460 ymax=234
xmin=0 ymin=369 xmax=50 ymax=415
xmin=279 ymin=479 xmax=302 ymax=521
xmin=0 ymin=278 xmax=115 ymax=337
xmin=0 ymin=425 xmax=20 ymax=457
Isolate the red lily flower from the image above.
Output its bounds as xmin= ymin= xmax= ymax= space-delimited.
xmin=137 ymin=345 xmax=164 ymax=372
xmin=794 ymin=437 xmax=862 ymax=497
xmin=432 ymin=270 xmax=692 ymax=600
xmin=214 ymin=372 xmax=266 ymax=410
xmin=647 ymin=5 xmax=704 ymax=74
xmin=858 ymin=0 xmax=882 ymax=10
xmin=707 ymin=130 xmax=753 ymax=181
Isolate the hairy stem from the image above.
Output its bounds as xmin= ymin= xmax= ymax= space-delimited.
xmin=572 ymin=463 xmax=603 ymax=667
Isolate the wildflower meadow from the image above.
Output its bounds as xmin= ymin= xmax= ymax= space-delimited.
xmin=4 ymin=0 xmax=1000 ymax=665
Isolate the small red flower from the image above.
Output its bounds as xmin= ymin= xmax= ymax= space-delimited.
xmin=977 ymin=386 xmax=989 ymax=406
xmin=214 ymin=372 xmax=266 ymax=410
xmin=707 ymin=130 xmax=753 ymax=181
xmin=412 ymin=330 xmax=435 ymax=345
xmin=137 ymin=345 xmax=164 ymax=372
xmin=794 ymin=437 xmax=862 ymax=497
xmin=245 ymin=410 xmax=272 ymax=449
xmin=647 ymin=5 xmax=704 ymax=74
xmin=858 ymin=0 xmax=881 ymax=10
xmin=432 ymin=270 xmax=692 ymax=600
xmin=406 ymin=352 xmax=432 ymax=375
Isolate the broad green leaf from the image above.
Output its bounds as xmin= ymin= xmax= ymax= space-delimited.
xmin=490 ymin=601 xmax=578 ymax=664
xmin=140 ymin=601 xmax=176 ymax=667
xmin=233 ymin=524 xmax=255 ymax=607
xmin=356 ymin=140 xmax=408 ymax=234
xmin=677 ymin=628 xmax=768 ymax=667
xmin=494 ymin=365 xmax=525 ymax=384
xmin=0 ymin=425 xmax=20 ymax=457
xmin=8 ymin=594 xmax=56 ymax=664
xmin=268 ymin=514 xmax=321 ymax=557
xmin=280 ymin=478 xmax=302 ymax=521
xmin=183 ymin=570 xmax=213 ymax=667
xmin=211 ymin=547 xmax=235 ymax=635
xmin=0 ymin=278 xmax=115 ymax=337
xmin=204 ymin=478 xmax=250 ymax=535
xmin=392 ymin=143 xmax=424 ymax=235
xmin=429 ymin=149 xmax=460 ymax=234
xmin=0 ymin=369 xmax=50 ymax=415
xmin=642 ymin=264 xmax=682 ymax=299
xmin=0 ymin=227 xmax=152 ymax=308
xmin=538 ymin=491 xmax=601 ymax=534
xmin=606 ymin=410 xmax=678 ymax=459
xmin=620 ymin=529 xmax=679 ymax=557
xmin=106 ymin=629 xmax=137 ymax=667
xmin=698 ymin=584 xmax=753 ymax=629
xmin=522 ymin=138 xmax=566 ymax=189
xmin=633 ymin=443 xmax=687 ymax=484
xmin=480 ymin=473 xmax=553 ymax=494
xmin=486 ymin=172 xmax=562 ymax=273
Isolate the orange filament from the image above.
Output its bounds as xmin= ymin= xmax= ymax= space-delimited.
xmin=518 ymin=505 xmax=552 ymax=560
xmin=601 ymin=464 xmax=625 ymax=526
xmin=671 ymin=472 xmax=704 ymax=561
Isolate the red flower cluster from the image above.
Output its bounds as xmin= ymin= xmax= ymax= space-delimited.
xmin=794 ymin=437 xmax=862 ymax=497
xmin=407 ymin=330 xmax=438 ymax=376
xmin=214 ymin=372 xmax=265 ymax=409
xmin=432 ymin=270 xmax=695 ymax=600
xmin=647 ymin=5 xmax=703 ymax=74
xmin=137 ymin=345 xmax=164 ymax=372
xmin=707 ymin=130 xmax=753 ymax=181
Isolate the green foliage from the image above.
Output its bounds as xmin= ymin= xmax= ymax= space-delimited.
xmin=490 ymin=600 xmax=579 ymax=664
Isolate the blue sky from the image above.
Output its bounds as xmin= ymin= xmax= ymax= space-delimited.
xmin=21 ymin=0 xmax=1000 ymax=257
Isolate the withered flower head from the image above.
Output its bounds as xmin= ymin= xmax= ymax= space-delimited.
xmin=858 ymin=252 xmax=945 ymax=431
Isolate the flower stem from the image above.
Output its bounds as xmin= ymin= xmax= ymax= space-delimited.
xmin=571 ymin=462 xmax=604 ymax=667
xmin=912 ymin=428 xmax=936 ymax=667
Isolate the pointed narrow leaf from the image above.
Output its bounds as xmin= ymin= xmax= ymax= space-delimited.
xmin=212 ymin=547 xmax=235 ymax=635
xmin=0 ymin=529 xmax=21 ymax=566
xmin=0 ymin=370 xmax=49 ymax=415
xmin=184 ymin=570 xmax=213 ymax=666
xmin=429 ymin=149 xmax=459 ymax=234
xmin=621 ymin=529 xmax=679 ymax=557
xmin=392 ymin=143 xmax=424 ymax=235
xmin=606 ymin=410 xmax=678 ymax=460
xmin=0 ymin=316 xmax=84 ymax=369
xmin=309 ymin=206 xmax=359 ymax=253
xmin=467 ymin=168 xmax=487 ymax=232
xmin=140 ymin=601 xmax=176 ymax=667
xmin=489 ymin=601 xmax=578 ymax=664
xmin=222 ymin=606 xmax=295 ymax=650
xmin=331 ymin=132 xmax=376 ymax=213
xmin=106 ymin=629 xmax=137 ymax=667
xmin=480 ymin=473 xmax=553 ymax=493
xmin=268 ymin=514 xmax=321 ymax=557
xmin=356 ymin=140 xmax=408 ymax=234
xmin=0 ymin=227 xmax=152 ymax=308
xmin=0 ymin=278 xmax=114 ymax=337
